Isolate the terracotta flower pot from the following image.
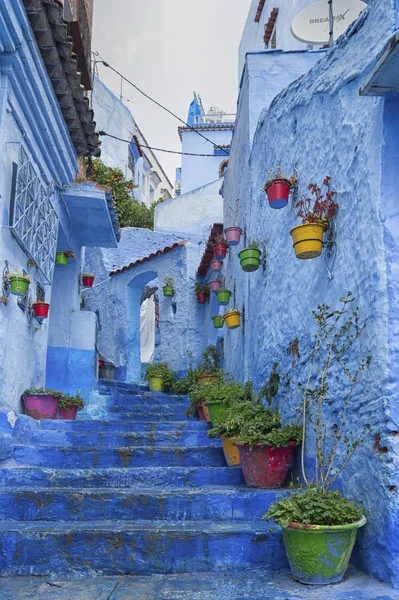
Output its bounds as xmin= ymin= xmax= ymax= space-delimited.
xmin=195 ymin=374 xmax=219 ymax=384
xmin=234 ymin=442 xmax=296 ymax=488
xmin=224 ymin=227 xmax=242 ymax=246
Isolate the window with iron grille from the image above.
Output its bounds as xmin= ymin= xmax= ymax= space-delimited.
xmin=10 ymin=147 xmax=59 ymax=284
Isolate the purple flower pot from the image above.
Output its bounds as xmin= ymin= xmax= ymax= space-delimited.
xmin=225 ymin=227 xmax=242 ymax=246
xmin=24 ymin=394 xmax=58 ymax=420
xmin=209 ymin=280 xmax=221 ymax=292
xmin=59 ymin=407 xmax=79 ymax=420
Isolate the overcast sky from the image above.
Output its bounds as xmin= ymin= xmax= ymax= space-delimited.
xmin=92 ymin=0 xmax=251 ymax=183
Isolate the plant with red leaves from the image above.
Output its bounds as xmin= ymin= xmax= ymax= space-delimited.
xmin=295 ymin=176 xmax=338 ymax=229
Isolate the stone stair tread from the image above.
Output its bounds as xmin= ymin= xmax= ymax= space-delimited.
xmin=3 ymin=485 xmax=284 ymax=494
xmin=14 ymin=444 xmax=217 ymax=451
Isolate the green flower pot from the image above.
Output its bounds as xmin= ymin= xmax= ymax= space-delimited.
xmin=281 ymin=516 xmax=366 ymax=585
xmin=205 ymin=401 xmax=230 ymax=425
xmin=163 ymin=286 xmax=174 ymax=297
xmin=9 ymin=276 xmax=29 ymax=296
xmin=216 ymin=289 xmax=231 ymax=306
xmin=238 ymin=248 xmax=261 ymax=272
xmin=212 ymin=315 xmax=224 ymax=328
xmin=55 ymin=252 xmax=69 ymax=266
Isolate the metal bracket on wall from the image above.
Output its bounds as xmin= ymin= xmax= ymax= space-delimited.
xmin=323 ymin=217 xmax=337 ymax=281
xmin=259 ymin=242 xmax=267 ymax=273
xmin=242 ymin=303 xmax=245 ymax=335
xmin=291 ymin=165 xmax=299 ymax=214
xmin=1 ymin=260 xmax=10 ymax=305
xmin=243 ymin=225 xmax=247 ymax=247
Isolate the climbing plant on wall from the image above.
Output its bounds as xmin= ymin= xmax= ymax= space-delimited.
xmin=86 ymin=159 xmax=164 ymax=229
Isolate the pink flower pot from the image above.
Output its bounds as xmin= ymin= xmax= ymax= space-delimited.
xmin=59 ymin=406 xmax=79 ymax=420
xmin=210 ymin=259 xmax=222 ymax=272
xmin=24 ymin=394 xmax=58 ymax=420
xmin=209 ymin=280 xmax=221 ymax=293
xmin=225 ymin=227 xmax=242 ymax=246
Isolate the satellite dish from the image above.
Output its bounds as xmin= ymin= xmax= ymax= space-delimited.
xmin=291 ymin=0 xmax=367 ymax=44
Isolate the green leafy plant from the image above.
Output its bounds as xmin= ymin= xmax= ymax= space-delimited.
xmin=172 ymin=351 xmax=196 ymax=395
xmin=23 ymin=388 xmax=63 ymax=399
xmin=265 ymin=164 xmax=296 ymax=187
xmin=81 ymin=272 xmax=94 ymax=278
xmin=195 ymin=282 xmax=210 ymax=295
xmin=144 ymin=362 xmax=176 ymax=391
xmin=248 ymin=240 xmax=260 ymax=250
xmin=213 ymin=234 xmax=228 ymax=246
xmin=295 ymin=176 xmax=338 ymax=229
xmin=259 ymin=362 xmax=280 ymax=405
xmin=63 ymin=250 xmax=75 ymax=259
xmin=59 ymin=393 xmax=84 ymax=411
xmin=264 ymin=487 xmax=363 ymax=527
xmin=196 ymin=345 xmax=222 ymax=376
xmin=164 ymin=277 xmax=174 ymax=286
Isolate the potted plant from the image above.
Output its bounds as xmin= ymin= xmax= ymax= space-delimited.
xmin=224 ymin=198 xmax=242 ymax=246
xmin=222 ymin=308 xmax=241 ymax=329
xmin=82 ymin=272 xmax=95 ymax=287
xmin=213 ymin=234 xmax=228 ymax=260
xmin=238 ymin=241 xmax=262 ymax=272
xmin=263 ymin=293 xmax=369 ymax=585
xmin=186 ymin=379 xmax=215 ymax=421
xmin=209 ymin=274 xmax=222 ymax=293
xmin=58 ymin=392 xmax=84 ymax=420
xmin=210 ymin=258 xmax=222 ymax=272
xmin=195 ymin=345 xmax=223 ymax=383
xmin=55 ymin=250 xmax=74 ymax=266
xmin=203 ymin=380 xmax=246 ymax=426
xmin=216 ymin=287 xmax=231 ymax=306
xmin=264 ymin=165 xmax=295 ymax=209
xmin=212 ymin=315 xmax=224 ymax=329
xmin=23 ymin=387 xmax=62 ymax=420
xmin=163 ymin=277 xmax=174 ymax=297
xmin=291 ymin=176 xmax=338 ymax=260
xmin=195 ymin=282 xmax=210 ymax=304
xmin=144 ymin=362 xmax=175 ymax=392
xmin=7 ymin=272 xmax=31 ymax=296
xmin=98 ymin=355 xmax=105 ymax=368
xmin=32 ymin=302 xmax=50 ymax=319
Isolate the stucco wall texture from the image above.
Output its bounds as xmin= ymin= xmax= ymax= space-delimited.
xmin=223 ymin=0 xmax=399 ymax=587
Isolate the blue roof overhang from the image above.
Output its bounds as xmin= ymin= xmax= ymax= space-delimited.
xmin=360 ymin=32 xmax=399 ymax=97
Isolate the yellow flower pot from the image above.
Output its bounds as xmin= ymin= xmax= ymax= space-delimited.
xmin=290 ymin=223 xmax=324 ymax=260
xmin=148 ymin=376 xmax=163 ymax=392
xmin=202 ymin=402 xmax=211 ymax=422
xmin=223 ymin=310 xmax=240 ymax=329
xmin=221 ymin=436 xmax=240 ymax=467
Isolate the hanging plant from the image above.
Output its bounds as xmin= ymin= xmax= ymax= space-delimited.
xmin=224 ymin=198 xmax=242 ymax=246
xmin=238 ymin=240 xmax=262 ymax=272
xmin=212 ymin=315 xmax=224 ymax=329
xmin=209 ymin=273 xmax=222 ymax=293
xmin=222 ymin=308 xmax=241 ymax=329
xmin=7 ymin=272 xmax=31 ymax=296
xmin=195 ymin=282 xmax=210 ymax=304
xmin=216 ymin=288 xmax=231 ymax=306
xmin=81 ymin=272 xmax=95 ymax=287
xmin=210 ymin=258 xmax=222 ymax=272
xmin=56 ymin=250 xmax=74 ymax=266
xmin=264 ymin=165 xmax=296 ymax=209
xmin=32 ymin=302 xmax=50 ymax=319
xmin=291 ymin=176 xmax=337 ymax=260
xmin=213 ymin=234 xmax=229 ymax=260
xmin=163 ymin=277 xmax=174 ymax=297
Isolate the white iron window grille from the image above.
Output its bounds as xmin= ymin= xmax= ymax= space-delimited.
xmin=11 ymin=147 xmax=59 ymax=283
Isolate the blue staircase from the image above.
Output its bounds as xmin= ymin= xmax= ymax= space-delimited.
xmin=0 ymin=379 xmax=288 ymax=576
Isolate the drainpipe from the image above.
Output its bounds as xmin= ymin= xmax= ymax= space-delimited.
xmin=328 ymin=0 xmax=334 ymax=47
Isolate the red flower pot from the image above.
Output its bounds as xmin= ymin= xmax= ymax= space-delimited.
xmin=24 ymin=394 xmax=58 ymax=420
xmin=209 ymin=280 xmax=221 ymax=293
xmin=210 ymin=259 xmax=222 ymax=272
xmin=214 ymin=244 xmax=228 ymax=260
xmin=32 ymin=302 xmax=50 ymax=319
xmin=197 ymin=404 xmax=207 ymax=421
xmin=235 ymin=442 xmax=296 ymax=488
xmin=59 ymin=406 xmax=78 ymax=420
xmin=82 ymin=276 xmax=95 ymax=288
xmin=224 ymin=227 xmax=242 ymax=246
xmin=265 ymin=178 xmax=292 ymax=209
xmin=196 ymin=293 xmax=208 ymax=304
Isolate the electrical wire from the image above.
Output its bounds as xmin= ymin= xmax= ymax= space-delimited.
xmin=98 ymin=131 xmax=228 ymax=157
xmin=94 ymin=54 xmax=230 ymax=156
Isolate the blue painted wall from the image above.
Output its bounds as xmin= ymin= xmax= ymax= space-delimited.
xmin=223 ymin=0 xmax=399 ymax=586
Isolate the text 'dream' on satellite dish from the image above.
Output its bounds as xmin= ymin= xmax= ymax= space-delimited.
xmin=291 ymin=0 xmax=367 ymax=45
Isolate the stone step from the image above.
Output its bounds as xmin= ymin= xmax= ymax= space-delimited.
xmin=13 ymin=445 xmax=226 ymax=469
xmin=97 ymin=380 xmax=146 ymax=395
xmin=105 ymin=404 xmax=189 ymax=416
xmin=39 ymin=420 xmax=206 ymax=432
xmin=99 ymin=393 xmax=189 ymax=406
xmin=0 ymin=519 xmax=286 ymax=576
xmin=28 ymin=428 xmax=217 ymax=448
xmin=0 ymin=466 xmax=244 ymax=489
xmin=0 ymin=487 xmax=281 ymax=522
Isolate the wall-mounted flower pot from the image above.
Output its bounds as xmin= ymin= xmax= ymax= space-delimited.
xmin=234 ymin=442 xmax=296 ymax=488
xmin=265 ymin=178 xmax=292 ymax=209
xmin=32 ymin=302 xmax=50 ymax=319
xmin=148 ymin=376 xmax=163 ymax=392
xmin=59 ymin=406 xmax=78 ymax=420
xmin=281 ymin=516 xmax=366 ymax=585
xmin=290 ymin=223 xmax=324 ymax=259
xmin=24 ymin=393 xmax=58 ymax=420
xmin=238 ymin=248 xmax=261 ymax=272
xmin=55 ymin=252 xmax=69 ymax=266
xmin=223 ymin=309 xmax=240 ymax=329
xmin=212 ymin=315 xmax=224 ymax=329
xmin=210 ymin=259 xmax=222 ymax=272
xmin=82 ymin=275 xmax=95 ymax=287
xmin=9 ymin=276 xmax=30 ymax=297
xmin=163 ymin=285 xmax=174 ymax=297
xmin=224 ymin=227 xmax=242 ymax=246
xmin=214 ymin=243 xmax=228 ymax=260
xmin=205 ymin=401 xmax=229 ymax=425
xmin=216 ymin=289 xmax=231 ymax=306
xmin=221 ymin=436 xmax=240 ymax=467
xmin=209 ymin=280 xmax=221 ymax=293
xmin=196 ymin=292 xmax=208 ymax=304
